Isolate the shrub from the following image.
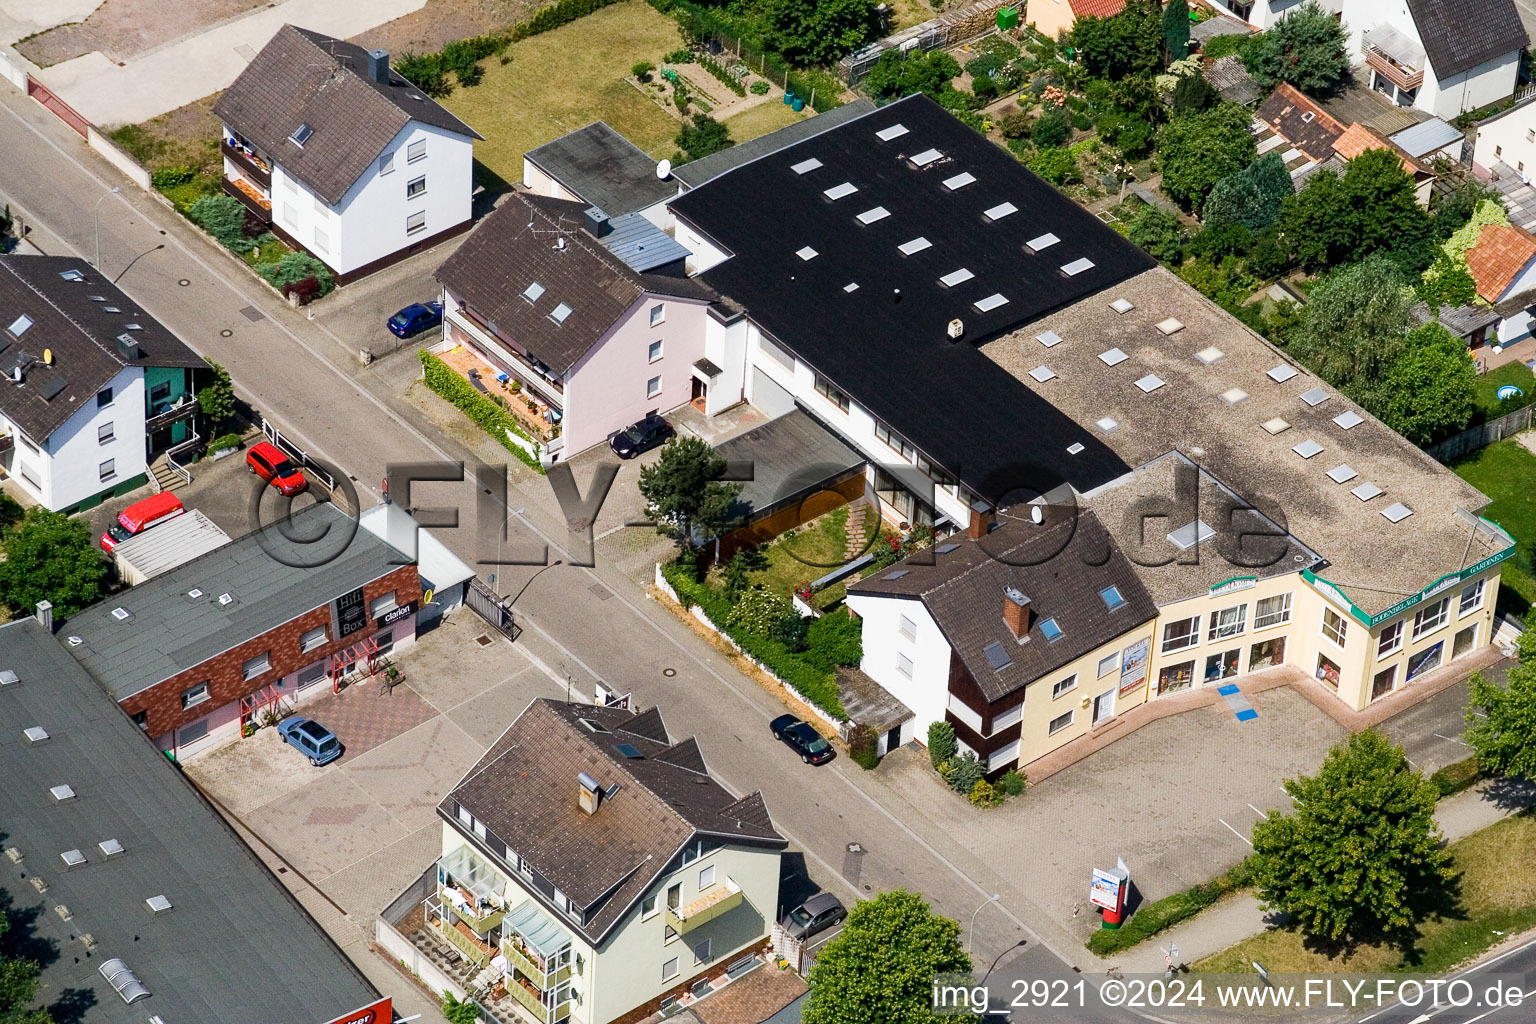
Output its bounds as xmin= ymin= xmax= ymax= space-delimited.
xmin=208 ymin=432 xmax=244 ymax=452
xmin=1030 ymin=106 xmax=1071 ymax=147
xmin=850 ymin=724 xmax=879 ymax=770
xmin=946 ymin=752 xmax=984 ymax=795
xmin=1028 ymin=147 xmax=1078 ymax=185
xmin=1430 ymin=755 xmax=1483 ymax=797
xmin=151 ymin=165 xmax=196 ymax=189
xmin=285 ymin=276 xmax=322 ymax=305
xmin=1001 ymin=770 xmax=1026 ymax=796
xmin=969 ymin=779 xmax=997 ymax=807
xmin=774 ymin=611 xmax=810 ymax=653
xmin=804 ymin=609 xmax=862 ymax=670
xmin=1000 ymin=109 xmax=1032 ymax=139
xmin=665 ymin=47 xmax=693 ymax=63
xmin=514 ymin=0 xmax=626 ymax=41
xmin=699 ymin=51 xmax=746 ymax=96
xmin=750 ymin=79 xmax=770 ymax=95
xmin=395 ymin=52 xmax=450 ymax=97
xmin=728 ymin=585 xmax=795 ymax=637
xmin=1086 ymin=858 xmax=1256 ymax=955
xmin=255 ymin=252 xmax=334 ymax=299
xmin=633 ymin=61 xmax=655 ymax=81
xmin=419 ymin=350 xmax=544 ymax=473
xmin=927 ymin=721 xmax=957 ymax=769
xmin=188 ymin=194 xmax=253 ymax=251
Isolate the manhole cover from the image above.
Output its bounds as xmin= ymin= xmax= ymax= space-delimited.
xmin=473 ymin=634 xmax=494 ymax=648
xmin=177 ymin=278 xmax=190 ymax=287
xmin=239 ymin=305 xmax=265 ymax=321
xmin=588 ymin=583 xmax=611 ymax=601
xmin=220 ymin=329 xmax=233 ymax=337
xmin=663 ymin=667 xmax=676 ymax=677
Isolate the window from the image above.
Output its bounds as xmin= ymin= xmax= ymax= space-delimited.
xmin=374 ymin=629 xmax=395 ymax=657
xmin=281 ymin=202 xmax=298 ymax=224
xmin=18 ymin=463 xmax=38 ymax=489
xmin=1207 ymin=604 xmax=1248 ymax=641
xmin=990 ymin=703 xmax=1023 ymax=733
xmin=1408 ymin=641 xmax=1444 ymax=681
xmin=313 ymin=226 xmax=329 ymax=253
xmin=648 ymin=340 xmax=663 ymax=363
xmin=1051 ymin=674 xmax=1077 ymax=699
xmin=874 ymin=420 xmax=921 ymax=463
xmin=667 ymin=881 xmax=682 ymax=908
xmin=650 ymin=303 xmax=665 ymax=326
xmin=662 ymin=957 xmax=679 ymax=980
xmin=1378 ymin=620 xmax=1404 ymax=658
xmin=694 ymin=938 xmax=713 ymax=964
xmin=642 ymin=894 xmax=659 ymax=919
xmin=898 ymin=615 xmax=916 ymax=641
xmin=407 ymin=139 xmax=426 ymax=162
xmin=814 ymin=373 xmax=850 ymax=413
xmin=406 ymin=176 xmax=426 ymax=199
xmin=300 ymin=625 xmax=328 ymax=652
xmin=1254 ymin=593 xmax=1292 ymax=629
xmin=178 ymin=717 xmax=210 ymax=745
xmin=96 ymin=387 xmax=113 ymax=408
xmin=1528 ymin=129 xmax=1535 ymax=143
xmin=97 ymin=422 xmax=114 ymax=444
xmin=1412 ymin=597 xmax=1450 ymax=639
xmin=290 ymin=122 xmax=313 ymax=146
xmin=312 ymin=194 xmax=327 ymax=217
xmin=1204 ymin=649 xmax=1240 ymax=683
xmin=1316 ymin=653 xmax=1341 ymax=689
xmin=1157 ymin=660 xmax=1194 ymax=694
xmin=1161 ymin=615 xmax=1200 ymax=653
xmin=370 ymin=592 xmax=398 ymax=618
xmin=297 ymin=661 xmax=327 ymax=688
xmin=1453 ymin=623 xmax=1478 ymax=659
xmin=1100 ymin=585 xmax=1126 ymax=610
xmin=896 ymin=652 xmax=914 ymax=678
xmin=378 ymin=150 xmax=395 ymax=175
xmin=406 ymin=211 xmax=426 ymax=234
xmin=243 ymin=652 xmax=271 ymax=680
xmin=181 ymin=681 xmax=210 ymax=709
xmin=1321 ymin=608 xmax=1348 ymax=648
xmin=1048 ymin=710 xmax=1074 ymax=735
xmin=646 ymin=375 xmax=662 ymax=398
xmin=699 ymin=865 xmax=715 ymax=888
xmin=1459 ymin=578 xmax=1486 ymax=617
xmin=18 ymin=433 xmax=37 ymax=454
xmin=98 ymin=458 xmax=115 ymax=482
xmin=1097 ymin=651 xmax=1119 ymax=678
xmin=1497 ymin=145 xmax=1504 ymax=157
xmin=150 ymin=380 xmax=171 ymax=402
xmin=1371 ymin=665 xmax=1397 ymax=701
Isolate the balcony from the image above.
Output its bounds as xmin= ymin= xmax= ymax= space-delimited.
xmin=1363 ymin=25 xmax=1424 ymax=92
xmin=446 ymin=306 xmax=566 ymax=403
xmin=0 ymin=432 xmax=12 ymax=455
xmin=223 ymin=177 xmax=272 ymax=223
xmin=429 ymin=908 xmax=495 ymax=969
xmin=500 ymin=974 xmax=572 ymax=1024
xmin=222 ymin=139 xmax=271 ymax=189
xmin=501 ymin=935 xmax=572 ymax=988
xmin=433 ymin=333 xmax=562 ymax=444
xmin=666 ymin=878 xmax=743 ymax=934
xmin=1365 ymin=46 xmax=1423 ymax=91
xmin=145 ymin=393 xmax=196 ymax=433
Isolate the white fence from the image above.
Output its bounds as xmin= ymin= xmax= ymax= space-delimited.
xmin=87 ymin=126 xmax=152 ymax=189
xmin=0 ymin=49 xmax=26 ymax=91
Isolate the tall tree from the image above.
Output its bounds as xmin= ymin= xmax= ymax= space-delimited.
xmin=0 ymin=508 xmax=107 ymax=617
xmin=1070 ymin=0 xmax=1165 ymax=79
xmin=802 ymin=889 xmax=972 ymax=1024
xmin=1279 ymin=149 xmax=1432 ymax=269
xmin=861 ymin=49 xmax=961 ymax=102
xmin=1251 ymin=730 xmax=1454 ymax=944
xmin=1291 ymin=254 xmax=1414 ymax=416
xmin=764 ymin=0 xmax=877 ymax=67
xmin=1156 ymin=101 xmax=1256 ymax=211
xmin=638 ymin=436 xmax=741 ymax=558
xmin=1204 ymin=152 xmax=1291 ymax=230
xmin=0 ymin=913 xmax=53 ymax=1024
xmin=1465 ymin=630 xmax=1536 ymax=780
xmin=1383 ymin=323 xmax=1476 ymax=445
xmin=1162 ymin=0 xmax=1191 ymax=65
xmin=1247 ymin=1 xmax=1349 ymax=95
xmin=1339 ymin=148 xmax=1432 ymax=260
xmin=196 ymin=360 xmax=237 ymax=431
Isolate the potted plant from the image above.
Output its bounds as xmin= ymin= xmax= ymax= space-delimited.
xmin=209 ymin=432 xmax=244 ymax=459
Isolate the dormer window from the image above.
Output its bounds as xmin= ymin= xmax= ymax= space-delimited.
xmin=290 ymin=123 xmax=313 ymax=146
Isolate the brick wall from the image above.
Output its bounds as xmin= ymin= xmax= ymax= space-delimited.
xmin=119 ymin=564 xmax=422 ymax=736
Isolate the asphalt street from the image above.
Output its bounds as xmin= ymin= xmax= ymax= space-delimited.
xmin=1352 ymin=938 xmax=1536 ymax=1024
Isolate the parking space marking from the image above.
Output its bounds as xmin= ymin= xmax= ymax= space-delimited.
xmin=1247 ymin=804 xmax=1268 ymax=820
xmin=1433 ymin=732 xmax=1470 ymax=747
xmin=1218 ymin=818 xmax=1253 ymax=847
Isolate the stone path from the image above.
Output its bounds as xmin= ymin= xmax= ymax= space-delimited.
xmin=843 ymin=498 xmax=870 ymax=560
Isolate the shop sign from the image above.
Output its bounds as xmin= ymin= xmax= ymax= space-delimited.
xmin=1209 ymin=576 xmax=1256 ymax=597
xmin=333 ymin=586 xmax=368 ymax=639
xmin=1091 ymin=859 xmax=1130 ymax=912
xmin=1306 ymin=538 xmax=1514 ymax=628
xmin=321 ymin=996 xmax=392 ymax=1024
xmin=376 ymin=600 xmax=417 ymax=628
xmin=1118 ymin=637 xmax=1149 ymax=698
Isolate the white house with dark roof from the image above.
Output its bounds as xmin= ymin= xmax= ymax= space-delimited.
xmin=0 ymin=256 xmax=205 ymax=512
xmin=214 ymin=25 xmax=482 ymax=283
xmin=1205 ymin=0 xmax=1342 ymax=32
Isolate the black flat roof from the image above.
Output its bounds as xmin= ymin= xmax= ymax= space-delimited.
xmin=669 ymin=95 xmax=1152 ymax=503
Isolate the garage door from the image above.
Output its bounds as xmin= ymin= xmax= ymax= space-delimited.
xmin=749 ymin=367 xmax=796 ymax=418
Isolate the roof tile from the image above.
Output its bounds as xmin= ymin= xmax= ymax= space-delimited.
xmin=1465 ymin=222 xmax=1536 ymax=302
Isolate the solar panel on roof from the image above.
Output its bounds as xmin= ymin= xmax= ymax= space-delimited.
xmin=856 ymin=206 xmax=890 ymax=224
xmin=982 ymin=641 xmax=1012 ymax=672
xmin=791 ymin=157 xmax=823 ymax=174
xmin=876 ymin=124 xmax=910 ymax=141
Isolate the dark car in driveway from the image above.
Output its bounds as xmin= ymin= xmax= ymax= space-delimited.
xmin=782 ymin=892 xmax=847 ymax=941
xmin=387 ymin=301 xmax=443 ymax=338
xmin=609 ymin=413 xmax=673 ymax=459
xmin=770 ymin=713 xmax=835 ymax=765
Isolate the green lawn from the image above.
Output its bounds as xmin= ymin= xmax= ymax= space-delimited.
xmin=1194 ymin=813 xmax=1536 ymax=977
xmin=1472 ymin=361 xmax=1536 ymax=422
xmin=1451 ymin=438 xmax=1536 ymax=617
xmin=712 ymin=504 xmax=887 ymax=608
xmin=722 ymin=100 xmax=808 ymax=144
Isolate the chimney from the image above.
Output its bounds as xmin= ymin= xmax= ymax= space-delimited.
xmin=35 ymin=600 xmax=53 ymax=634
xmin=1002 ymin=586 xmax=1032 ymax=640
xmin=577 ymin=771 xmax=602 ymax=815
xmin=367 ymin=49 xmax=390 ymax=85
xmin=967 ymin=500 xmax=994 ymax=540
xmin=116 ymin=336 xmax=138 ymax=362
xmin=582 ymin=206 xmax=612 ymax=238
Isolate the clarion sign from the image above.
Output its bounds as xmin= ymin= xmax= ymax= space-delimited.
xmin=1209 ymin=576 xmax=1257 ymax=597
xmin=320 ymin=996 xmax=392 ymax=1024
xmin=1305 ymin=541 xmax=1516 ymax=629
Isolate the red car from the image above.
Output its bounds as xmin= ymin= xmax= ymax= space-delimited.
xmin=246 ymin=441 xmax=308 ymax=496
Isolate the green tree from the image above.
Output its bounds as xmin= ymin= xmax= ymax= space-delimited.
xmin=764 ymin=0 xmax=876 ymax=67
xmin=721 ymin=544 xmax=768 ymax=599
xmin=1382 ymin=323 xmax=1476 ymax=445
xmin=638 ymin=436 xmax=741 ymax=557
xmin=927 ymin=720 xmax=957 ymax=769
xmin=1170 ymin=71 xmax=1217 ymax=115
xmin=675 ymin=114 xmax=733 ymax=163
xmin=441 ymin=992 xmax=480 ymax=1024
xmin=1030 ymin=104 xmax=1072 ymax=147
xmin=1070 ymin=0 xmax=1165 ymax=79
xmin=1251 ymin=730 xmax=1454 ymax=944
xmin=802 ymin=890 xmax=972 ymax=1024
xmin=196 ymin=360 xmax=237 ymax=432
xmin=1291 ymin=255 xmax=1413 ymax=416
xmin=0 ymin=913 xmax=51 ymax=1024
xmin=1204 ymin=152 xmax=1291 ymax=230
xmin=1416 ymin=253 xmax=1479 ymax=308
xmin=862 ymin=49 xmax=961 ymax=102
xmin=1431 ymin=179 xmax=1505 ymax=239
xmin=1247 ymin=1 xmax=1349 ymax=95
xmin=1162 ymin=0 xmax=1191 ymax=64
xmin=1465 ymin=630 xmax=1536 ymax=779
xmin=0 ymin=508 xmax=107 ymax=617
xmin=1339 ymin=148 xmax=1431 ymax=261
xmin=1156 ymin=101 xmax=1256 ymax=211
xmin=1127 ymin=204 xmax=1186 ymax=263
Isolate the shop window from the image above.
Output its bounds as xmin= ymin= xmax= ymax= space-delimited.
xmin=1157 ymin=660 xmax=1194 ymax=695
xmin=1413 ymin=597 xmax=1450 ymax=639
xmin=242 ymin=652 xmax=271 ymax=680
xmin=1321 ymin=608 xmax=1348 ymax=648
xmin=1316 ymin=654 xmax=1341 ymax=690
xmin=1254 ymin=592 xmax=1292 ymax=629
xmin=1047 ymin=709 xmax=1074 ymax=735
xmin=300 ymin=625 xmax=329 ymax=652
xmin=1249 ymin=636 xmax=1286 ymax=670
xmin=370 ymin=591 xmax=398 ymax=618
xmin=1459 ymin=578 xmax=1485 ymax=617
xmin=1371 ymin=665 xmax=1397 ymax=701
xmin=1161 ymin=615 xmax=1200 ymax=653
xmin=1204 ymin=649 xmax=1240 ymax=684
xmin=1452 ymin=624 xmax=1477 ymax=660
xmin=1407 ymin=641 xmax=1443 ymax=681
xmin=181 ymin=681 xmax=210 ymax=709
xmin=1207 ymin=604 xmax=1248 ymax=641
xmin=374 ymin=629 xmax=395 ymax=657
xmin=1378 ymin=620 xmax=1404 ymax=658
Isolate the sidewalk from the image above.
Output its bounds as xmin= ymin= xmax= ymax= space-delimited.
xmin=1105 ymin=777 xmax=1536 ymax=973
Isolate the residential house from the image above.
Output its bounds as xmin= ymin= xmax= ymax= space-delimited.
xmin=58 ymin=502 xmax=422 ymax=760
xmin=1026 ymin=0 xmax=1126 ymax=43
xmin=394 ymin=698 xmax=787 ymax=1024
xmin=1340 ymin=0 xmax=1527 ymax=118
xmin=1254 ymin=82 xmax=1348 ymax=180
xmin=1471 ymin=94 xmax=1536 ymax=183
xmin=214 ymin=25 xmax=483 ymax=283
xmin=1464 ymin=220 xmax=1536 ymax=343
xmin=523 ymin=122 xmax=677 ymax=223
xmin=1206 ymin=0 xmax=1342 ymax=32
xmin=0 ymin=614 xmax=390 ymax=1024
xmin=435 ymin=193 xmax=721 ymax=460
xmin=0 ymin=255 xmax=204 ymax=511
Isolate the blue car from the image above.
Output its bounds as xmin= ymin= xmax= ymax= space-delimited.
xmin=387 ymin=301 xmax=443 ymax=338
xmin=277 ymin=716 xmax=343 ymax=766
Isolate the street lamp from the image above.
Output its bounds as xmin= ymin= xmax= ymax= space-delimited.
xmin=93 ymin=186 xmax=121 ymax=270
xmin=507 ymin=559 xmax=563 ymax=608
xmin=968 ymin=893 xmax=1001 ymax=956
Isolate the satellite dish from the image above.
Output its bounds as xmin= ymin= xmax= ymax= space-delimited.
xmin=1030 ymin=504 xmax=1044 ymax=525
xmin=656 ymin=158 xmax=672 ymax=180
xmin=42 ymin=348 xmax=52 ymax=365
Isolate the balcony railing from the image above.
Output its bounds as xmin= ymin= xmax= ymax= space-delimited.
xmin=500 ymin=975 xmax=572 ymax=1024
xmin=666 ymin=878 xmax=743 ymax=934
xmin=447 ymin=307 xmax=565 ymax=403
xmin=443 ymin=889 xmax=507 ymax=935
xmin=223 ymin=178 xmax=272 ymax=222
xmin=1365 ymin=45 xmax=1423 ymax=91
xmin=0 ymin=432 xmax=12 ymax=455
xmin=222 ymin=140 xmax=271 ymax=189
xmin=430 ymin=906 xmax=495 ymax=969
xmin=145 ymin=393 xmax=196 ymax=433
xmin=501 ymin=935 xmax=573 ymax=988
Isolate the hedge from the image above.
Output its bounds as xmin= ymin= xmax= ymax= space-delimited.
xmin=662 ymin=561 xmax=847 ymax=720
xmin=514 ymin=0 xmax=626 ymax=41
xmin=1431 ymin=755 xmax=1483 ymax=798
xmin=1086 ymin=858 xmax=1255 ymax=956
xmin=419 ymin=350 xmax=544 ymax=473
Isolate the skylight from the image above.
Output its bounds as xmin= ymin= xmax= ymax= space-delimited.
xmin=1099 ymin=348 xmax=1128 ymax=366
xmin=1109 ymin=298 xmax=1134 ymax=314
xmin=1267 ymin=363 xmax=1299 ymax=383
xmin=549 ymin=303 xmax=573 ymax=324
xmin=875 ymin=123 xmax=909 ymax=141
xmin=936 ymin=542 xmax=959 ymax=554
xmin=522 ymin=282 xmax=545 ymax=303
xmin=1067 ymin=442 xmax=1085 ymax=454
xmin=124 ymin=323 xmax=142 ymax=331
xmin=823 ymin=182 xmax=858 ymax=201
xmin=1262 ymin=417 xmax=1291 ymax=434
xmin=1029 ymin=365 xmax=1056 ymax=383
xmin=1135 ymin=374 xmax=1165 ymax=393
xmin=1381 ymin=502 xmax=1414 ymax=523
xmin=1292 ymin=439 xmax=1324 ymax=459
xmin=1155 ymin=318 xmax=1184 ymax=335
xmin=973 ymin=293 xmax=1009 ymax=312
xmin=939 ymin=268 xmax=974 ymax=287
xmin=62 ymin=849 xmax=85 ymax=868
xmin=1061 ymin=257 xmax=1096 ymax=276
xmin=1168 ymin=520 xmax=1216 ymax=551
xmin=1333 ymin=411 xmax=1364 ymax=430
xmin=856 ymin=206 xmax=890 ymax=225
xmin=791 ymin=157 xmax=822 ymax=174
xmin=99 ymin=839 xmax=124 ymax=857
xmin=1025 ymin=232 xmax=1059 ymax=252
xmin=145 ymin=895 xmax=172 ymax=914
xmin=982 ymin=641 xmax=1012 ymax=671
xmin=983 ymin=201 xmax=1017 ymax=221
xmin=1195 ymin=346 xmax=1224 ymax=365
xmin=290 ymin=123 xmax=313 ymax=146
xmin=7 ymin=314 xmax=32 ymax=337
xmin=1299 ymin=387 xmax=1329 ymax=406
xmin=1095 ymin=416 xmax=1120 ymax=433
xmin=1327 ymin=464 xmax=1358 ymax=483
xmin=910 ymin=148 xmax=943 ymax=166
xmin=110 ymin=607 xmax=130 ymax=621
xmin=51 ymin=785 xmax=75 ymax=802
xmin=59 ymin=270 xmax=84 ymax=282
xmin=1100 ymin=585 xmax=1126 ymax=610
xmin=796 ymin=245 xmax=818 ymax=261
xmin=1352 ymin=481 xmax=1384 ymax=501
xmin=1220 ymin=387 xmax=1249 ymax=405
xmin=24 ymin=726 xmax=48 ymax=743
xmin=898 ymin=236 xmax=932 ymax=256
xmin=1033 ymin=616 xmax=1061 ymax=642
xmin=843 ymin=282 xmax=859 ymax=293
xmin=942 ymin=171 xmax=976 ymax=190
xmin=884 ymin=569 xmax=909 ymax=580
xmin=1036 ymin=330 xmax=1062 ymax=347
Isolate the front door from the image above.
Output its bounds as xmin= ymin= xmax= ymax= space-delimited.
xmin=691 ymin=376 xmax=706 ymax=403
xmin=1092 ymin=688 xmax=1115 ymax=725
xmin=885 ymin=724 xmax=902 ymax=752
